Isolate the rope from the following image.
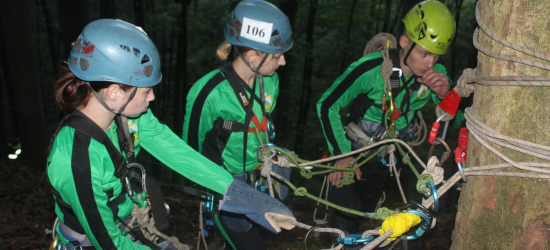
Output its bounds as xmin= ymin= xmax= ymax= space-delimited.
xmin=197 ymin=202 xmax=208 ymax=250
xmin=129 ymin=205 xmax=189 ymax=250
xmin=363 ymin=33 xmax=397 ymax=56
xmin=312 ymin=175 xmax=330 ymax=225
xmin=422 ymin=156 xmax=444 ymax=185
xmin=407 ymin=111 xmax=428 ymax=147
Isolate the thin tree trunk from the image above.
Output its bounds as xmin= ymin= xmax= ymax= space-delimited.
xmin=449 ymin=0 xmax=464 ymax=82
xmin=133 ymin=0 xmax=146 ymax=28
xmin=294 ymin=0 xmax=318 ymax=152
xmin=39 ymin=0 xmax=60 ymax=71
xmin=173 ymin=0 xmax=190 ymax=136
xmin=451 ymin=1 xmax=550 ymax=249
xmin=59 ymin=0 xmax=92 ymax=62
xmin=388 ymin=0 xmax=403 ymax=34
xmin=0 ymin=0 xmax=46 ymax=168
xmin=0 ymin=53 xmax=7 ymax=165
xmin=275 ymin=0 xmax=298 ymax=144
xmin=382 ymin=0 xmax=394 ymax=31
xmin=339 ymin=0 xmax=358 ymax=73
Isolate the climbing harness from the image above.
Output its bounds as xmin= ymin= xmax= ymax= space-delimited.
xmin=46 ymin=111 xmax=185 ymax=250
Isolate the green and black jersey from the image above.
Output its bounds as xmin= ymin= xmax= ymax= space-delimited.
xmin=183 ymin=66 xmax=278 ymax=175
xmin=317 ymin=52 xmax=449 ymax=156
xmin=47 ymin=109 xmax=233 ymax=249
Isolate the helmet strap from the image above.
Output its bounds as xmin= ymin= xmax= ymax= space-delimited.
xmin=236 ymin=47 xmax=270 ymax=104
xmin=402 ymin=42 xmax=416 ymax=67
xmin=87 ymin=82 xmax=138 ymax=115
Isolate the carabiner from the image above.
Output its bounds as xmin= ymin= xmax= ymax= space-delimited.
xmin=125 ymin=163 xmax=147 ymax=199
xmin=257 ymin=145 xmax=276 ymax=163
xmin=336 ymin=234 xmax=374 ymax=245
xmin=403 ymin=209 xmax=431 ymax=240
xmin=427 ymin=181 xmax=439 ymax=212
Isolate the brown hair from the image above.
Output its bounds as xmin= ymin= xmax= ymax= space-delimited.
xmin=54 ymin=67 xmax=134 ymax=113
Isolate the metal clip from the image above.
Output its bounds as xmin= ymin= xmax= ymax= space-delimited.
xmin=257 ymin=145 xmax=276 ymax=163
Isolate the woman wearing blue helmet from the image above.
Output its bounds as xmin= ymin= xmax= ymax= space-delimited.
xmin=183 ymin=0 xmax=293 ymax=249
xmin=48 ymin=18 xmax=295 ymax=250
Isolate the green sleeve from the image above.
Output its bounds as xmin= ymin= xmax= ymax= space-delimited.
xmin=138 ymin=109 xmax=233 ymax=194
xmin=317 ymin=59 xmax=377 ymax=155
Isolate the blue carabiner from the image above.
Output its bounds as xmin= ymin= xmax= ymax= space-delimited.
xmin=426 ymin=181 xmax=439 ymax=212
xmin=403 ymin=210 xmax=431 ymax=240
xmin=336 ymin=234 xmax=375 ymax=245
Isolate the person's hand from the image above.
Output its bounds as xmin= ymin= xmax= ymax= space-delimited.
xmin=417 ymin=69 xmax=449 ymax=99
xmin=329 ymin=156 xmax=361 ymax=186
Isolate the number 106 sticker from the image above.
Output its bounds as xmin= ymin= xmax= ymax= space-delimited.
xmin=240 ymin=17 xmax=273 ymax=45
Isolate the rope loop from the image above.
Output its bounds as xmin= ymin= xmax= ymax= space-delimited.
xmin=294 ymin=187 xmax=308 ymax=196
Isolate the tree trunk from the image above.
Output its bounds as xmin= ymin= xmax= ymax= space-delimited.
xmin=173 ymin=0 xmax=190 ymax=137
xmin=451 ymin=1 xmax=550 ymax=249
xmin=58 ymin=0 xmax=92 ymax=61
xmin=274 ymin=0 xmax=298 ymax=144
xmin=0 ymin=53 xmax=7 ymax=165
xmin=449 ymin=0 xmax=464 ymax=82
xmin=133 ymin=0 xmax=146 ymax=28
xmin=294 ymin=0 xmax=318 ymax=152
xmin=40 ymin=0 xmax=61 ymax=71
xmin=339 ymin=0 xmax=358 ymax=73
xmin=0 ymin=0 xmax=46 ymax=168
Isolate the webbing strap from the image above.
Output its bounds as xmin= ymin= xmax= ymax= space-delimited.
xmin=63 ymin=111 xmax=128 ymax=179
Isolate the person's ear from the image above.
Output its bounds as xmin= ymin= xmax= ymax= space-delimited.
xmin=244 ymin=50 xmax=259 ymax=64
xmin=399 ymin=35 xmax=409 ymax=49
xmin=106 ymin=84 xmax=121 ymax=101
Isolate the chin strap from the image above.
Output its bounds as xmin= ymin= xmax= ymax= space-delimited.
xmin=86 ymin=82 xmax=138 ymax=114
xmin=402 ymin=42 xmax=417 ymax=67
xmin=236 ymin=47 xmax=270 ymax=104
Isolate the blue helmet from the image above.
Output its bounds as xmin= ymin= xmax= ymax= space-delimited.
xmin=224 ymin=0 xmax=293 ymax=54
xmin=68 ymin=19 xmax=162 ymax=87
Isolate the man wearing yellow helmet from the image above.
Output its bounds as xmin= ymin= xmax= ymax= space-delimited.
xmin=316 ymin=1 xmax=455 ymax=246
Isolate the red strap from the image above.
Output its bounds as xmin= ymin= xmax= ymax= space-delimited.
xmin=247 ymin=115 xmax=268 ymax=134
xmin=384 ymin=102 xmax=401 ymax=122
xmin=438 ymin=89 xmax=461 ymax=116
xmin=458 ymin=127 xmax=468 ymax=161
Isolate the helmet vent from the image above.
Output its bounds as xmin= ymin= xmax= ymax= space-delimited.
xmin=81 ymin=39 xmax=90 ymax=47
xmin=120 ymin=45 xmax=131 ymax=52
xmin=141 ymin=54 xmax=150 ymax=64
xmin=143 ymin=65 xmax=153 ymax=77
xmin=431 ymin=34 xmax=437 ymax=39
xmin=420 ymin=10 xmax=425 ymax=19
xmin=272 ymin=37 xmax=281 ymax=46
xmin=272 ymin=30 xmax=280 ymax=36
xmin=133 ymin=48 xmax=141 ymax=58
xmin=80 ymin=58 xmax=91 ymax=71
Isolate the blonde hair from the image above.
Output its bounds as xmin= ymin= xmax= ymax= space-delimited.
xmin=216 ymin=41 xmax=232 ymax=60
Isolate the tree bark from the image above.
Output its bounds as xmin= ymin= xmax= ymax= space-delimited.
xmin=0 ymin=0 xmax=46 ymax=168
xmin=451 ymin=1 xmax=550 ymax=249
xmin=294 ymin=0 xmax=318 ymax=151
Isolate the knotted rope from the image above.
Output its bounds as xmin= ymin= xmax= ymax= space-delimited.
xmin=129 ymin=205 xmax=189 ymax=250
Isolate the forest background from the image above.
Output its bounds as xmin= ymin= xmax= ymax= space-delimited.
xmin=0 ymin=0 xmax=479 ymax=249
